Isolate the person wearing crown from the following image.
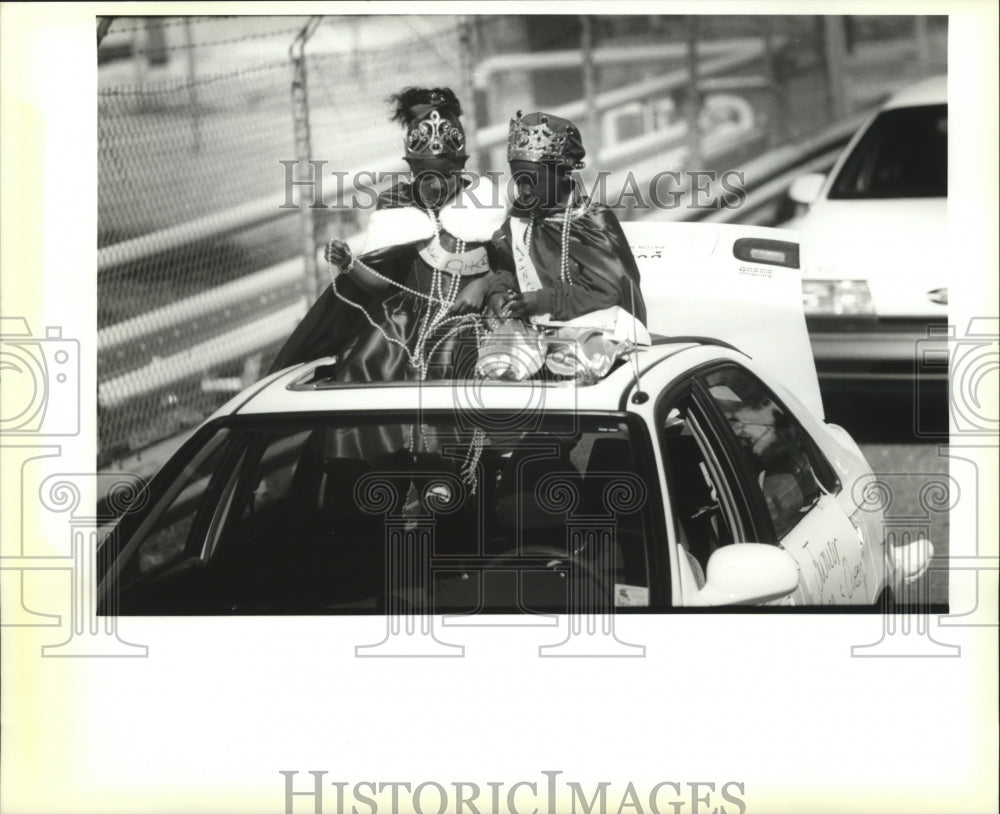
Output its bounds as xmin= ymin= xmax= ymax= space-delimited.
xmin=479 ymin=111 xmax=649 ymax=382
xmin=268 ymin=87 xmax=505 ymax=381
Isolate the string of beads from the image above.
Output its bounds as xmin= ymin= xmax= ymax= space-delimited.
xmin=328 ymin=208 xmax=485 ymax=484
xmin=522 ymin=200 xmax=575 ymax=286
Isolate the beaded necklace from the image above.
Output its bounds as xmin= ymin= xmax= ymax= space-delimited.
xmin=329 ymin=208 xmax=471 ymax=379
xmin=432 ymin=209 xmax=466 ymax=256
xmin=523 ymin=199 xmax=575 ymax=286
xmin=328 ymin=207 xmax=486 ymax=488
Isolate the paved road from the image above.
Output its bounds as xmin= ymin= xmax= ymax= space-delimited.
xmin=825 ymin=387 xmax=950 ymax=607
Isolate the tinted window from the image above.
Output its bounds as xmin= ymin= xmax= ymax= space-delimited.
xmin=829 ymin=104 xmax=947 ymax=199
xmin=702 ymin=368 xmax=823 ymax=539
xmin=109 ymin=415 xmax=652 ymax=614
xmin=121 ymin=429 xmax=233 ymax=583
xmin=659 ymin=399 xmax=740 ymax=587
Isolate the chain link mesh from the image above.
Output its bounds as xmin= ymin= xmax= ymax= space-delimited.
xmin=97 ymin=14 xmax=946 ymax=469
xmin=98 ymin=18 xmax=307 ymax=464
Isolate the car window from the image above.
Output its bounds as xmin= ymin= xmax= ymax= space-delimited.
xmin=232 ymin=430 xmax=311 ymax=519
xmin=659 ymin=398 xmax=740 ymax=587
xmin=114 ymin=415 xmax=653 ymax=614
xmin=701 ymin=367 xmax=824 ymax=539
xmin=118 ymin=428 xmax=234 ymax=584
xmin=829 ymin=104 xmax=947 ymax=199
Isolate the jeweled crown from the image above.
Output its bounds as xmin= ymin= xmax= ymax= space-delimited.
xmin=406 ymin=109 xmax=466 ymax=158
xmin=507 ymin=111 xmax=586 ymax=169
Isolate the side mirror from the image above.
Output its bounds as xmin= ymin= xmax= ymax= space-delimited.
xmin=689 ymin=544 xmax=799 ymax=606
xmin=788 ymin=172 xmax=826 ymax=206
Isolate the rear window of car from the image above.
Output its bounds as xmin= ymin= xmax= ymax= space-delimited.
xmin=829 ymin=104 xmax=947 ymax=199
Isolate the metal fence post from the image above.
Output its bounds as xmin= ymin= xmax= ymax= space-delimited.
xmin=761 ymin=16 xmax=787 ymax=149
xmin=581 ymin=15 xmax=602 ymax=163
xmin=97 ymin=16 xmax=114 ymax=46
xmin=183 ymin=17 xmax=201 ymax=153
xmin=458 ymin=16 xmax=482 ymax=174
xmin=685 ymin=16 xmax=703 ymax=171
xmin=290 ymin=17 xmax=323 ymax=300
xmin=822 ymin=15 xmax=848 ymax=119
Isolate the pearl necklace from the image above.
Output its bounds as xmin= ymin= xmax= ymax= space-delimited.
xmin=332 ymin=257 xmax=452 ymax=305
xmin=328 ymin=207 xmax=488 ymax=491
xmin=523 ymin=202 xmax=575 ymax=286
xmin=432 ymin=209 xmax=465 ymax=256
xmin=329 ymin=208 xmax=474 ymax=380
xmin=410 ymin=210 xmax=468 ymax=378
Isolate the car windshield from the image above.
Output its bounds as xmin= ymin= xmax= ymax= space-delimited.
xmin=828 ymin=104 xmax=947 ymax=199
xmin=106 ymin=413 xmax=654 ymax=614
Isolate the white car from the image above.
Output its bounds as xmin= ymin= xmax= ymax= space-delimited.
xmin=96 ymin=222 xmax=932 ymax=614
xmin=787 ymin=75 xmax=948 ymax=405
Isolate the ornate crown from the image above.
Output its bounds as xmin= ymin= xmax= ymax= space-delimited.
xmin=406 ymin=109 xmax=466 ymax=159
xmin=507 ymin=111 xmax=586 ymax=169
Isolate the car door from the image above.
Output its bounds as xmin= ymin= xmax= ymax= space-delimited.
xmin=694 ymin=364 xmax=867 ymax=605
xmin=656 ymin=382 xmax=754 ymax=604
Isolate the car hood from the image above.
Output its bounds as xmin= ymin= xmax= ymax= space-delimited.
xmin=798 ymin=198 xmax=947 ymax=318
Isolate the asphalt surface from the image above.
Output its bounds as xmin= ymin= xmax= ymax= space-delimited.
xmin=824 ymin=386 xmax=949 ymax=607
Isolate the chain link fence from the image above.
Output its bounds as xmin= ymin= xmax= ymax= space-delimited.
xmin=97 ymin=14 xmax=946 ymax=470
xmin=98 ymin=18 xmax=303 ymax=463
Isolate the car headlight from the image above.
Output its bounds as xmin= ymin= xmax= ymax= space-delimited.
xmin=801 ymin=280 xmax=875 ymax=316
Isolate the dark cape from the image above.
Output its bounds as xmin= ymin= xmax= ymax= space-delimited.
xmin=268 ymin=181 xmax=496 ymax=377
xmin=267 ymin=200 xmax=413 ymax=375
xmin=487 ymin=201 xmax=647 ymax=326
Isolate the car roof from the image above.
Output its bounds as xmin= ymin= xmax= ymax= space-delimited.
xmin=232 ymin=339 xmax=731 ymax=417
xmin=881 ymin=74 xmax=946 ymax=109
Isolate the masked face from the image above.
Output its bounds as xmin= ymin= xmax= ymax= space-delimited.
xmin=406 ymin=157 xmax=466 ymax=210
xmin=509 ymin=160 xmax=568 ymax=213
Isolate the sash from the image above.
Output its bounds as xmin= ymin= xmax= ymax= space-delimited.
xmin=418 ymin=240 xmax=490 ymax=277
xmin=511 ymin=216 xmax=650 ymax=344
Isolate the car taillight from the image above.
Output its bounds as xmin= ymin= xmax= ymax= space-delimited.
xmin=802 ymin=280 xmax=875 ymax=315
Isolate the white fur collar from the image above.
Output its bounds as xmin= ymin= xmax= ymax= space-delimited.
xmin=361 ymin=207 xmax=432 ymax=254
xmin=440 ymin=177 xmax=506 ymax=241
xmin=361 ymin=177 xmax=506 ymax=255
